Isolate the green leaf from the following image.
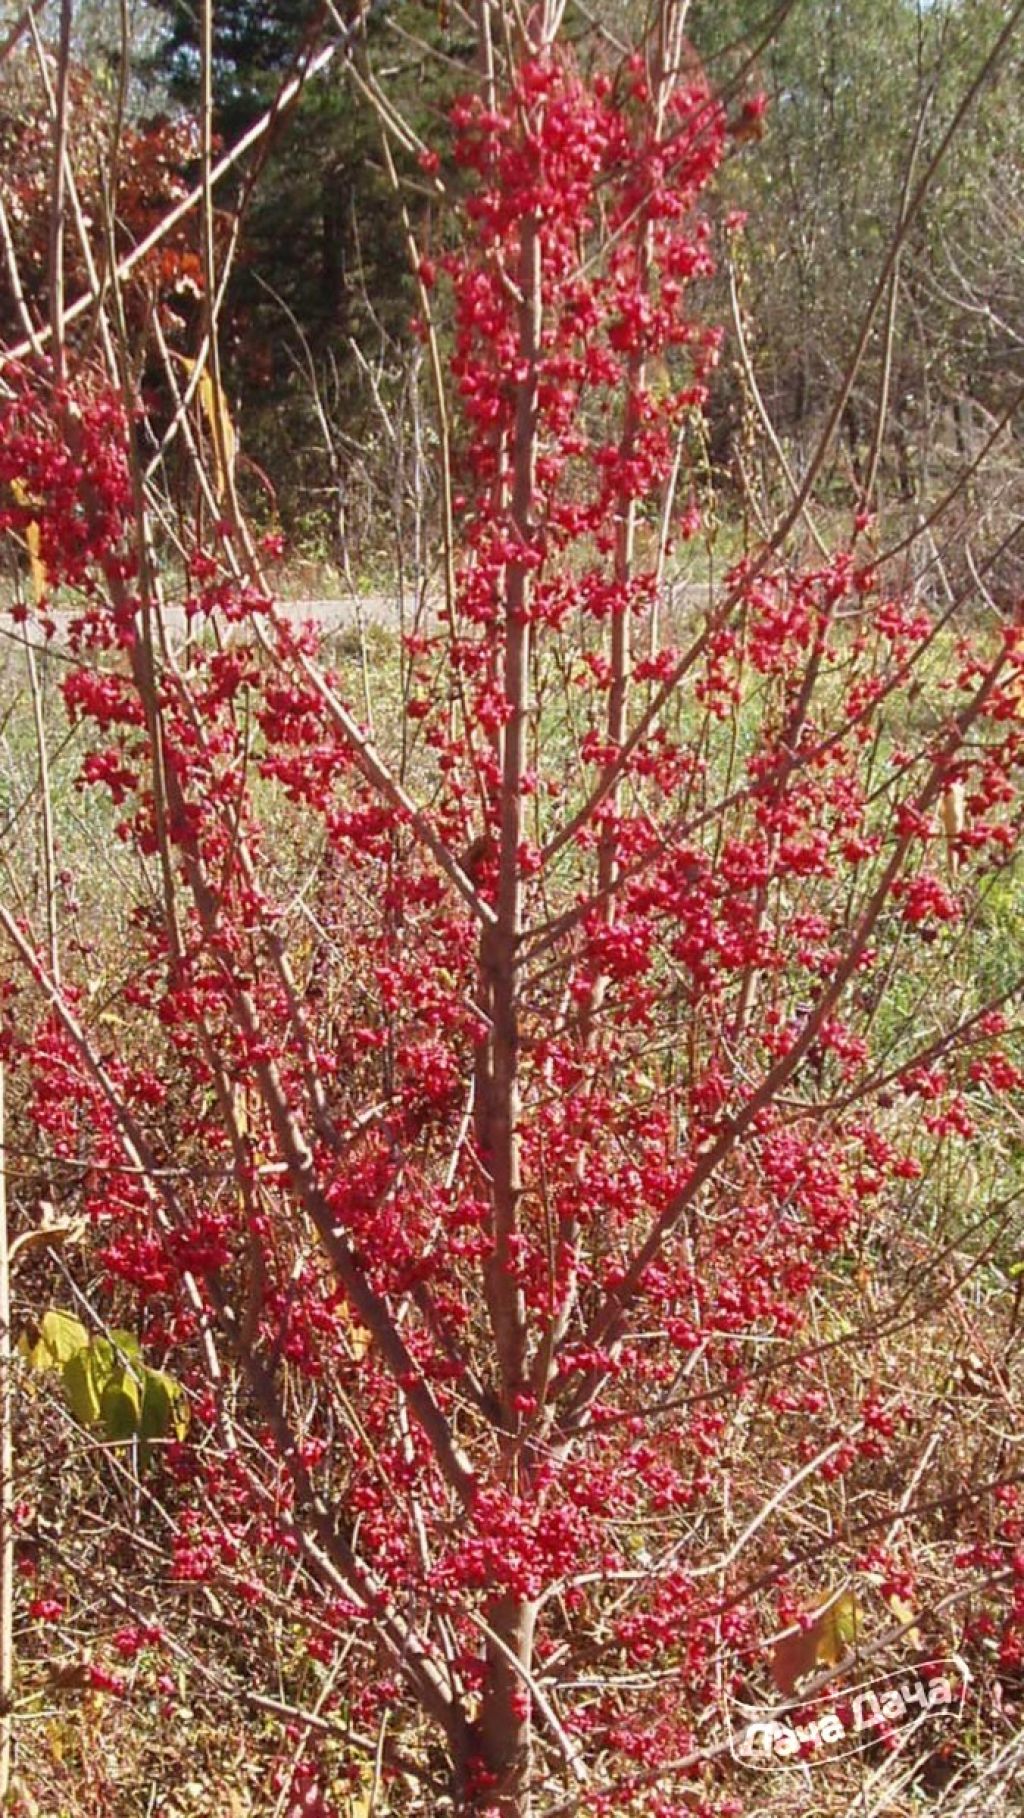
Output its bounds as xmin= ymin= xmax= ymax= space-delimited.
xmin=108 ymin=1329 xmax=142 ymax=1361
xmin=23 ymin=1309 xmax=89 ymax=1372
xmin=171 ymin=1390 xmax=189 ymax=1442
xmin=43 ymin=1322 xmax=184 ymax=1447
xmin=140 ymin=1370 xmax=174 ymax=1440
xmin=42 ymin=1310 xmax=90 ymax=1364
xmin=100 ymin=1369 xmax=142 ymax=1442
xmin=89 ymin=1337 xmax=141 ymax=1396
xmin=144 ymin=1369 xmax=189 ymax=1442
xmin=88 ymin=1339 xmax=118 ymax=1389
xmin=63 ymin=1349 xmax=101 ymax=1426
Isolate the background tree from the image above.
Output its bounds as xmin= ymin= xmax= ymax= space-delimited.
xmin=690 ymin=0 xmax=1024 ymax=549
xmin=148 ymin=0 xmax=473 ymax=560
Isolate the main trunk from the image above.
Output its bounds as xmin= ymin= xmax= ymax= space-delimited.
xmin=474 ymin=1596 xmax=539 ymax=1816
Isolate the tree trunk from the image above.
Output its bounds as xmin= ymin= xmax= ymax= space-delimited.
xmin=476 ymin=1596 xmax=539 ymax=1816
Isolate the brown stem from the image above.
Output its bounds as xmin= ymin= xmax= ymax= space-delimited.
xmin=46 ymin=0 xmax=71 ymax=380
xmin=480 ymin=210 xmax=540 ymax=1411
xmin=470 ymin=201 xmax=544 ymax=1818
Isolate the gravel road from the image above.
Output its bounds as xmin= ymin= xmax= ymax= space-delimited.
xmin=2 ymin=595 xmax=418 ymax=649
xmin=3 ymin=581 xmax=708 ymax=650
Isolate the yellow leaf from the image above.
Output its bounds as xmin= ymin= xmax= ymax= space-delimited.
xmin=10 ymin=476 xmax=47 ymax=603
xmin=20 ymin=1308 xmax=89 ymax=1372
xmin=941 ymin=782 xmax=965 ymax=875
xmin=887 ymin=1592 xmax=923 ymax=1652
xmin=345 ymin=1762 xmax=377 ymax=1818
xmin=181 ymin=356 xmax=237 ymax=504
xmin=232 ymin=1084 xmax=249 ymax=1141
xmin=771 ymin=1591 xmax=860 ymax=1693
xmin=343 ymin=1306 xmax=371 ymax=1362
xmin=815 ymin=1590 xmax=860 ymax=1667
